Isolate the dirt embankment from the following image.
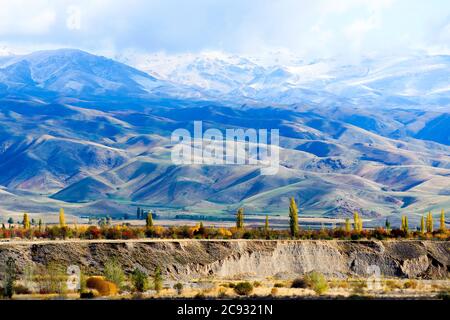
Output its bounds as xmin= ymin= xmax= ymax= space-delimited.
xmin=0 ymin=240 xmax=448 ymax=280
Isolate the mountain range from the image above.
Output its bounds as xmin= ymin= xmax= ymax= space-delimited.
xmin=0 ymin=48 xmax=449 ymax=226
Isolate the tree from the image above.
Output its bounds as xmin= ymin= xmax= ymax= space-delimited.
xmin=264 ymin=215 xmax=270 ymax=234
xmin=353 ymin=212 xmax=362 ymax=232
xmin=146 ymin=211 xmax=154 ymax=229
xmin=289 ymin=197 xmax=299 ymax=237
xmin=236 ymin=208 xmax=244 ymax=229
xmin=385 ymin=218 xmax=391 ymax=233
xmin=7 ymin=217 xmax=14 ymax=228
xmin=23 ymin=213 xmax=30 ymax=230
xmin=426 ymin=212 xmax=434 ymax=233
xmin=2 ymin=258 xmax=15 ymax=298
xmin=401 ymin=215 xmax=409 ymax=233
xmin=345 ymin=218 xmax=351 ymax=233
xmin=420 ymin=216 xmax=425 ymax=235
xmin=439 ymin=209 xmax=446 ymax=232
xmin=153 ymin=266 xmax=163 ymax=293
xmin=59 ymin=208 xmax=66 ymax=227
xmin=104 ymin=259 xmax=125 ymax=289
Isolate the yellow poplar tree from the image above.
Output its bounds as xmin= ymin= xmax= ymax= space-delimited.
xmin=426 ymin=212 xmax=433 ymax=233
xmin=23 ymin=213 xmax=30 ymax=230
xmin=440 ymin=209 xmax=446 ymax=232
xmin=401 ymin=215 xmax=409 ymax=233
xmin=420 ymin=216 xmax=425 ymax=235
xmin=353 ymin=212 xmax=362 ymax=232
xmin=59 ymin=208 xmax=66 ymax=227
xmin=289 ymin=197 xmax=299 ymax=237
xmin=345 ymin=218 xmax=351 ymax=233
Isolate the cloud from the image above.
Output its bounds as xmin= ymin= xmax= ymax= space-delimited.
xmin=0 ymin=0 xmax=448 ymax=60
xmin=0 ymin=1 xmax=56 ymax=35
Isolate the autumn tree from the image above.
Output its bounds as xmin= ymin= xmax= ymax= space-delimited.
xmin=426 ymin=212 xmax=434 ymax=233
xmin=401 ymin=215 xmax=409 ymax=234
xmin=146 ymin=212 xmax=154 ymax=229
xmin=353 ymin=212 xmax=362 ymax=232
xmin=59 ymin=208 xmax=66 ymax=227
xmin=236 ymin=208 xmax=244 ymax=229
xmin=439 ymin=209 xmax=446 ymax=232
xmin=289 ymin=197 xmax=299 ymax=237
xmin=345 ymin=218 xmax=351 ymax=233
xmin=23 ymin=213 xmax=30 ymax=230
xmin=420 ymin=216 xmax=425 ymax=235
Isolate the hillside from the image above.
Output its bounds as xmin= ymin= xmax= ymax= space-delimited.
xmin=0 ymin=49 xmax=449 ymax=226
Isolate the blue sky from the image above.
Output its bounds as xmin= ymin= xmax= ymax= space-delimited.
xmin=0 ymin=0 xmax=449 ymax=59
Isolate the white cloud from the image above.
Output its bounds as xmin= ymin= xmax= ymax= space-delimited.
xmin=0 ymin=1 xmax=56 ymax=35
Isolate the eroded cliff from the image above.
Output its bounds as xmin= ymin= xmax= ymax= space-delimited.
xmin=0 ymin=240 xmax=448 ymax=280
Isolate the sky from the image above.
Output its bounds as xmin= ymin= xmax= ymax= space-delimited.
xmin=0 ymin=0 xmax=449 ymax=60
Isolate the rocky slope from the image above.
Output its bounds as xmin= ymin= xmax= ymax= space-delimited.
xmin=0 ymin=240 xmax=448 ymax=280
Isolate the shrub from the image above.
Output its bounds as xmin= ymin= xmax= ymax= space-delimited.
xmin=152 ymin=266 xmax=163 ymax=293
xmin=37 ymin=262 xmax=67 ymax=295
xmin=132 ymin=268 xmax=148 ymax=293
xmin=404 ymin=280 xmax=418 ymax=289
xmin=291 ymin=277 xmax=307 ymax=288
xmin=86 ymin=277 xmax=118 ymax=296
xmin=103 ymin=259 xmax=125 ymax=289
xmin=304 ymin=271 xmax=329 ymax=295
xmin=173 ymin=282 xmax=183 ymax=295
xmin=234 ymin=282 xmax=253 ymax=296
xmin=253 ymin=281 xmax=262 ymax=288
xmin=274 ymin=283 xmax=285 ymax=288
xmin=385 ymin=279 xmax=402 ymax=291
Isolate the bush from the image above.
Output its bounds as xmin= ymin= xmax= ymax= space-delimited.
xmin=274 ymin=282 xmax=285 ymax=288
xmin=173 ymin=282 xmax=183 ymax=295
xmin=304 ymin=271 xmax=329 ymax=295
xmin=253 ymin=281 xmax=262 ymax=288
xmin=403 ymin=280 xmax=418 ymax=289
xmin=234 ymin=282 xmax=253 ymax=296
xmin=132 ymin=268 xmax=148 ymax=293
xmin=86 ymin=276 xmax=118 ymax=296
xmin=291 ymin=277 xmax=307 ymax=288
xmin=103 ymin=259 xmax=125 ymax=289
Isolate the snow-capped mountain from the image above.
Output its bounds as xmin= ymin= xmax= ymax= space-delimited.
xmin=118 ymin=51 xmax=450 ymax=108
xmin=0 ymin=49 xmax=204 ymax=100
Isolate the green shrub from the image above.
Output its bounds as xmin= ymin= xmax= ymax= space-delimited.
xmin=234 ymin=282 xmax=253 ymax=296
xmin=173 ymin=282 xmax=183 ymax=295
xmin=304 ymin=271 xmax=329 ymax=295
xmin=132 ymin=268 xmax=148 ymax=293
xmin=103 ymin=259 xmax=125 ymax=289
